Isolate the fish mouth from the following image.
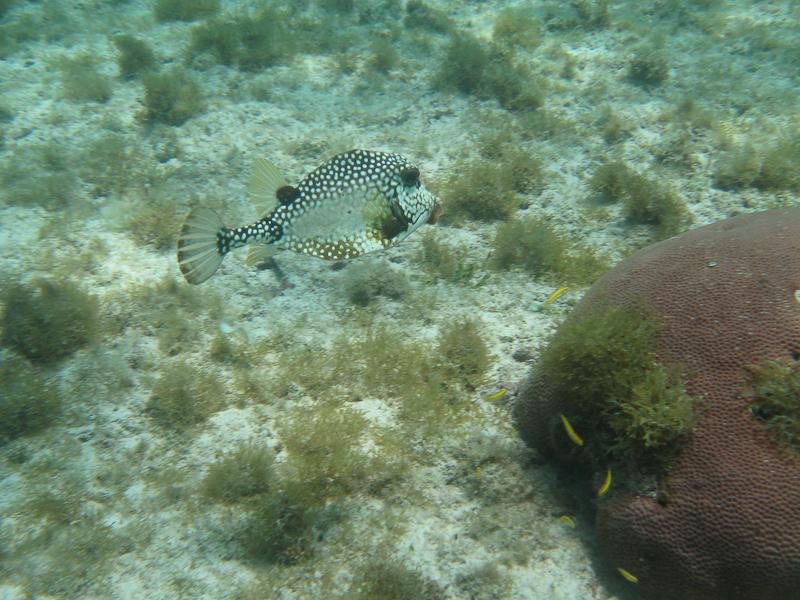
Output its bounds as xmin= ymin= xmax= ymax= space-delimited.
xmin=427 ymin=201 xmax=444 ymax=225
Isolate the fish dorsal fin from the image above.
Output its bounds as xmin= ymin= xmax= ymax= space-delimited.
xmin=248 ymin=157 xmax=287 ymax=218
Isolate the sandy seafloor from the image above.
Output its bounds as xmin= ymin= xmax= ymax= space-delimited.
xmin=0 ymin=1 xmax=798 ymax=599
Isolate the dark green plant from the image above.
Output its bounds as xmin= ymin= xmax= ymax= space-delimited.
xmin=628 ymin=49 xmax=669 ymax=87
xmin=0 ymin=0 xmax=17 ymax=17
xmin=573 ymin=0 xmax=611 ymax=28
xmin=538 ymin=303 xmax=697 ymax=470
xmin=318 ymin=0 xmax=354 ymax=14
xmin=436 ymin=318 xmax=490 ymax=391
xmin=146 ymin=361 xmax=224 ymax=430
xmin=404 ymin=0 xmax=453 ymax=33
xmin=142 ymin=68 xmax=203 ymax=125
xmin=79 ymin=132 xmax=143 ymax=197
xmin=413 ymin=230 xmax=475 ymax=283
xmin=746 ymin=359 xmax=800 ymax=457
xmin=0 ymin=354 xmax=61 ymax=444
xmin=599 ymin=107 xmax=629 ymax=143
xmin=112 ymin=34 xmax=157 ymax=80
xmin=202 ymin=443 xmax=275 ymax=502
xmin=60 ymin=55 xmax=113 ymax=103
xmin=0 ymin=141 xmax=78 ymax=208
xmin=587 ymin=162 xmax=689 ymax=238
xmin=341 ymin=261 xmax=410 ymax=306
xmin=1 ymin=279 xmax=100 ymax=363
xmin=433 ymin=33 xmax=544 ymax=111
xmin=242 ymin=483 xmax=341 ymax=565
xmin=125 ymin=186 xmax=182 ymax=250
xmin=491 ymin=216 xmax=608 ymax=285
xmin=367 ymin=37 xmax=399 ymax=72
xmin=354 ymin=560 xmax=445 ymax=599
xmin=0 ymin=103 xmax=12 ymax=122
xmin=273 ymin=324 xmax=492 ymax=430
xmin=186 ymin=7 xmax=296 ymax=70
xmin=621 ymin=173 xmax=688 ymax=238
xmin=493 ymin=6 xmax=542 ymax=49
xmin=153 ymin=0 xmax=219 ymax=22
xmin=588 ymin=161 xmax=636 ymax=203
xmin=236 ymin=7 xmax=295 ymax=71
xmin=440 ymin=148 xmax=541 ymax=224
xmin=188 ymin=16 xmax=240 ymax=66
xmin=714 ymin=135 xmax=800 ymax=192
xmin=280 ymin=403 xmax=403 ymax=497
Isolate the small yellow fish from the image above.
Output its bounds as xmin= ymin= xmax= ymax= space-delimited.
xmin=597 ymin=468 xmax=612 ymax=497
xmin=542 ymin=286 xmax=569 ymax=307
xmin=617 ymin=567 xmax=639 ymax=583
xmin=559 ymin=413 xmax=584 ymax=446
xmin=559 ymin=515 xmax=576 ymax=528
xmin=485 ymin=389 xmax=507 ymax=402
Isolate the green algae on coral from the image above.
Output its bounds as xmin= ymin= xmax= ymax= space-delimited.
xmin=746 ymin=359 xmax=800 ymax=457
xmin=537 ymin=303 xmax=697 ymax=471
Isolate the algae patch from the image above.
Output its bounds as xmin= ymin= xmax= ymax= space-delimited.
xmin=536 ymin=303 xmax=697 ymax=472
xmin=746 ymin=359 xmax=800 ymax=457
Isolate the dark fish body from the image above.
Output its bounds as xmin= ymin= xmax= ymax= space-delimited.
xmin=177 ymin=149 xmax=440 ymax=284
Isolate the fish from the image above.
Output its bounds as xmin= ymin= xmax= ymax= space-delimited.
xmin=616 ymin=567 xmax=639 ymax=583
xmin=597 ymin=468 xmax=612 ymax=497
xmin=559 ymin=413 xmax=584 ymax=446
xmin=177 ymin=149 xmax=441 ymax=284
xmin=485 ymin=389 xmax=507 ymax=402
xmin=559 ymin=515 xmax=577 ymax=528
xmin=542 ymin=286 xmax=569 ymax=307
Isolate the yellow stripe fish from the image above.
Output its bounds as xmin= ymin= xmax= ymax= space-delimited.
xmin=485 ymin=389 xmax=507 ymax=402
xmin=559 ymin=515 xmax=576 ymax=528
xmin=542 ymin=286 xmax=569 ymax=307
xmin=616 ymin=567 xmax=639 ymax=583
xmin=597 ymin=468 xmax=612 ymax=497
xmin=559 ymin=413 xmax=584 ymax=446
xmin=177 ymin=150 xmax=440 ymax=284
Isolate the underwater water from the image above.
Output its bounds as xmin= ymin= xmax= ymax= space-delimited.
xmin=1 ymin=0 xmax=799 ymax=598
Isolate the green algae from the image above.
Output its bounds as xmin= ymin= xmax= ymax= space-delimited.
xmin=153 ymin=0 xmax=219 ymax=22
xmin=439 ymin=148 xmax=542 ymax=225
xmin=587 ymin=161 xmax=690 ymax=239
xmin=273 ymin=321 xmax=491 ymax=431
xmin=60 ymin=55 xmax=113 ymax=103
xmin=112 ymin=34 xmax=157 ymax=80
xmin=537 ymin=303 xmax=697 ymax=471
xmin=1 ymin=279 xmax=100 ymax=364
xmin=146 ymin=361 xmax=224 ymax=430
xmin=413 ymin=230 xmax=476 ymax=283
xmin=354 ymin=559 xmax=445 ymax=599
xmin=1 ymin=141 xmax=79 ymax=209
xmin=341 ymin=261 xmax=410 ymax=307
xmin=433 ymin=32 xmax=544 ymax=112
xmin=746 ymin=359 xmax=800 ymax=457
xmin=491 ymin=216 xmax=608 ymax=285
xmin=0 ymin=354 xmax=61 ymax=444
xmin=202 ymin=443 xmax=275 ymax=503
xmin=142 ymin=68 xmax=203 ymax=126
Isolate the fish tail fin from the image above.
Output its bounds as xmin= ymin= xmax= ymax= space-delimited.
xmin=177 ymin=207 xmax=227 ymax=285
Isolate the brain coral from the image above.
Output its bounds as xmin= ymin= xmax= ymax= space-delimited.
xmin=514 ymin=209 xmax=800 ymax=600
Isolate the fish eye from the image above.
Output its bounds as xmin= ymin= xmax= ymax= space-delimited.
xmin=400 ymin=167 xmax=420 ymax=187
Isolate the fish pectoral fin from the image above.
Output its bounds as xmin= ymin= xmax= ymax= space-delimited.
xmin=248 ymin=157 xmax=287 ymax=218
xmin=245 ymin=243 xmax=279 ymax=267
